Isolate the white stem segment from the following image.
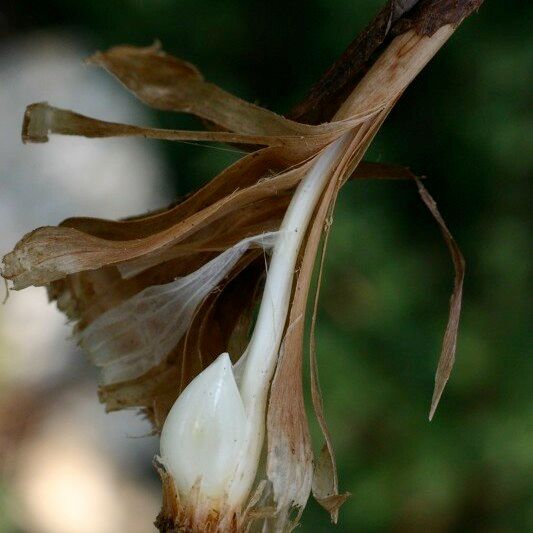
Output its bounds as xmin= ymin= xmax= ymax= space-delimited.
xmin=239 ymin=135 xmax=348 ymax=404
xmin=160 ymin=132 xmax=350 ymax=513
xmin=228 ymin=134 xmax=349 ymax=500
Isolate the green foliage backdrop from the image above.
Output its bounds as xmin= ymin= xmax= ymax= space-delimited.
xmin=5 ymin=1 xmax=531 ymax=531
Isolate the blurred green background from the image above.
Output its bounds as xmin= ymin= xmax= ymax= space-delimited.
xmin=1 ymin=1 xmax=531 ymax=531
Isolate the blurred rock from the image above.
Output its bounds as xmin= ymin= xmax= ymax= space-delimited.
xmin=0 ymin=31 xmax=170 ymax=384
xmin=0 ymin=31 xmax=171 ymax=532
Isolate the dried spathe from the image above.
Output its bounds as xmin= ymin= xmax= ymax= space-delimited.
xmin=1 ymin=1 xmax=485 ymax=529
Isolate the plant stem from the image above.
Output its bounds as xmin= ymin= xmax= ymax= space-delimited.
xmin=229 ymin=133 xmax=351 ymax=504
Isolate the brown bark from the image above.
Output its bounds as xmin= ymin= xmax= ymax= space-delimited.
xmin=290 ymin=0 xmax=484 ymax=125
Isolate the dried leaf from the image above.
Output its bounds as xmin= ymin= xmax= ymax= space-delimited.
xmin=88 ymin=43 xmax=319 ymax=137
xmin=304 ymin=107 xmax=393 ymax=522
xmin=262 ymin=162 xmax=412 ymax=527
xmin=263 ymin=139 xmax=363 ymax=526
xmin=21 ymin=43 xmax=391 ymax=158
xmin=416 ymin=179 xmax=465 ymax=420
xmin=1 ymin=161 xmax=309 ymax=289
xmin=266 ymin=318 xmax=313 ymax=525
xmin=116 ymin=194 xmax=289 ymax=279
xmin=307 ymin=202 xmax=347 ymax=523
xmin=263 ymin=130 xmax=369 ymax=527
xmin=58 ymin=144 xmax=303 ymax=240
xmin=312 ymin=445 xmax=351 ymax=515
xmin=22 ymin=102 xmax=320 ymax=148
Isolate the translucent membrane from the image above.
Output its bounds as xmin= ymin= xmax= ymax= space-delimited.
xmin=78 ymin=232 xmax=279 ymax=384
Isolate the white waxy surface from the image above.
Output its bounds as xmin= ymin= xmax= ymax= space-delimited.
xmin=160 ymin=353 xmax=247 ymax=502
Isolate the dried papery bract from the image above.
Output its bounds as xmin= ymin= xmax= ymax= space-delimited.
xmin=1 ymin=1 xmax=484 ymax=531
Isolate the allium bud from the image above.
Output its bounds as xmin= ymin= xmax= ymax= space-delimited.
xmin=160 ymin=353 xmax=247 ymax=508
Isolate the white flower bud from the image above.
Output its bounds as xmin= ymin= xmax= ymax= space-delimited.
xmin=160 ymin=352 xmax=247 ymax=507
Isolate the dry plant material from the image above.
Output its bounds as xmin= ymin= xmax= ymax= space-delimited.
xmin=1 ymin=1 xmax=483 ymax=531
xmin=416 ymin=179 xmax=466 ymax=420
